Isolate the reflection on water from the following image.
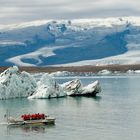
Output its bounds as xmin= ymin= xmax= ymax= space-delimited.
xmin=69 ymin=95 xmax=102 ymax=104
xmin=7 ymin=125 xmax=46 ymax=133
xmin=7 ymin=124 xmax=55 ymax=134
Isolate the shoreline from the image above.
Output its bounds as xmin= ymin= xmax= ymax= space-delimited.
xmin=0 ymin=64 xmax=140 ymax=73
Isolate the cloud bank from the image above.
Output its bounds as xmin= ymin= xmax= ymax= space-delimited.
xmin=0 ymin=0 xmax=140 ymax=24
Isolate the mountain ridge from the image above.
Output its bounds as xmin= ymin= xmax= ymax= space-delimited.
xmin=0 ymin=17 xmax=140 ymax=66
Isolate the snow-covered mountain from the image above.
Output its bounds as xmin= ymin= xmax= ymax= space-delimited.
xmin=1 ymin=17 xmax=140 ymax=66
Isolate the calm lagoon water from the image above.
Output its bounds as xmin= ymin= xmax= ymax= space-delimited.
xmin=0 ymin=75 xmax=140 ymax=140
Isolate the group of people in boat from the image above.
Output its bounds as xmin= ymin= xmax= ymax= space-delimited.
xmin=21 ymin=113 xmax=46 ymax=121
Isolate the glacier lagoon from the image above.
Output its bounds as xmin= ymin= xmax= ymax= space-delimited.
xmin=0 ymin=75 xmax=140 ymax=140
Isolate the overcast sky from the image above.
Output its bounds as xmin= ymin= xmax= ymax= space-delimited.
xmin=0 ymin=0 xmax=140 ymax=24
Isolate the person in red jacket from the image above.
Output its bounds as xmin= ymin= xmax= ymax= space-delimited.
xmin=36 ymin=113 xmax=40 ymax=120
xmin=23 ymin=114 xmax=27 ymax=121
xmin=40 ymin=114 xmax=45 ymax=119
xmin=31 ymin=114 xmax=36 ymax=120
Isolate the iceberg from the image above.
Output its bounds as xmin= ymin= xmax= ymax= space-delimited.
xmin=28 ymin=74 xmax=66 ymax=99
xmin=0 ymin=66 xmax=101 ymax=99
xmin=61 ymin=79 xmax=101 ymax=96
xmin=98 ymin=69 xmax=112 ymax=75
xmin=49 ymin=71 xmax=71 ymax=77
xmin=81 ymin=80 xmax=101 ymax=95
xmin=0 ymin=66 xmax=37 ymax=99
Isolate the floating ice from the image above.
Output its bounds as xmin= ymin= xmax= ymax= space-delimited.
xmin=49 ymin=71 xmax=70 ymax=77
xmin=61 ymin=79 xmax=82 ymax=96
xmin=81 ymin=80 xmax=101 ymax=95
xmin=127 ymin=70 xmax=135 ymax=74
xmin=28 ymin=74 xmax=66 ymax=99
xmin=0 ymin=66 xmax=37 ymax=99
xmin=61 ymin=79 xmax=101 ymax=96
xmin=98 ymin=69 xmax=112 ymax=75
xmin=0 ymin=66 xmax=101 ymax=99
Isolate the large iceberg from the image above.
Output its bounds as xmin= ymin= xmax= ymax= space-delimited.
xmin=61 ymin=79 xmax=101 ymax=96
xmin=0 ymin=66 xmax=37 ymax=99
xmin=28 ymin=74 xmax=66 ymax=99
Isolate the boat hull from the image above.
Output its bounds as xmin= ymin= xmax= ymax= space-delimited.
xmin=8 ymin=118 xmax=55 ymax=126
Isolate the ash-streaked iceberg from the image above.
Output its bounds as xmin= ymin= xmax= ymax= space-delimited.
xmin=28 ymin=74 xmax=66 ymax=99
xmin=0 ymin=66 xmax=37 ymax=99
xmin=61 ymin=79 xmax=101 ymax=96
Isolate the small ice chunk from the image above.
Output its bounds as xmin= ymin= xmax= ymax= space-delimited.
xmin=98 ymin=69 xmax=112 ymax=75
xmin=134 ymin=70 xmax=140 ymax=73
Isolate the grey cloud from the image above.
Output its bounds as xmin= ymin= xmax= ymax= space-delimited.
xmin=0 ymin=0 xmax=140 ymax=24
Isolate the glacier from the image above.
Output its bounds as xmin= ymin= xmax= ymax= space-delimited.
xmin=0 ymin=17 xmax=140 ymax=66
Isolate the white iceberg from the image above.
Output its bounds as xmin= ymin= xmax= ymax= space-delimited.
xmin=127 ymin=70 xmax=135 ymax=74
xmin=0 ymin=66 xmax=37 ymax=99
xmin=134 ymin=70 xmax=140 ymax=73
xmin=28 ymin=74 xmax=66 ymax=99
xmin=49 ymin=71 xmax=70 ymax=77
xmin=98 ymin=69 xmax=112 ymax=75
xmin=0 ymin=66 xmax=101 ymax=100
xmin=61 ymin=79 xmax=101 ymax=96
